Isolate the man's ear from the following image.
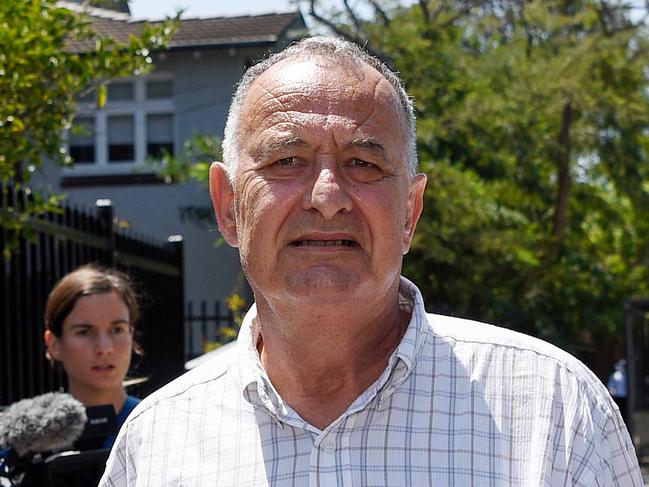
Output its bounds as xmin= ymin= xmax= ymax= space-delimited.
xmin=44 ymin=330 xmax=61 ymax=362
xmin=402 ymin=173 xmax=427 ymax=255
xmin=209 ymin=162 xmax=239 ymax=247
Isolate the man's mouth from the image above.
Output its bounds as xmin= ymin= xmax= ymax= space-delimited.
xmin=291 ymin=239 xmax=357 ymax=247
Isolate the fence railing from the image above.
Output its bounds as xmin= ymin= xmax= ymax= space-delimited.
xmin=625 ymin=299 xmax=649 ymax=444
xmin=185 ymin=300 xmax=236 ymax=361
xmin=0 ymin=185 xmax=185 ymax=405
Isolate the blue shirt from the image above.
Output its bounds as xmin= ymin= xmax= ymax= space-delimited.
xmin=101 ymin=395 xmax=140 ymax=450
xmin=607 ymin=360 xmax=628 ymax=398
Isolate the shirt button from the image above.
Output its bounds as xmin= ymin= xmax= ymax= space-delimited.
xmin=321 ymin=441 xmax=335 ymax=453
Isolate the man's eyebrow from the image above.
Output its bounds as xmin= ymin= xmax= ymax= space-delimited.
xmin=347 ymin=138 xmax=387 ymax=159
xmin=250 ymin=137 xmax=307 ymax=161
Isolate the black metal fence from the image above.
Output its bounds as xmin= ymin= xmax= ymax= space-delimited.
xmin=625 ymin=299 xmax=649 ymax=444
xmin=0 ymin=185 xmax=185 ymax=405
xmin=185 ymin=301 xmax=235 ymax=360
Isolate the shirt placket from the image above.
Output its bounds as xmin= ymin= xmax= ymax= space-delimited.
xmin=308 ymin=414 xmax=355 ymax=487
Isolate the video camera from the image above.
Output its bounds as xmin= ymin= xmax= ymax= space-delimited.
xmin=0 ymin=394 xmax=118 ymax=487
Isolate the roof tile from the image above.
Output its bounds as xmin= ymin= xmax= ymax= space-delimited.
xmin=66 ymin=11 xmax=305 ymax=52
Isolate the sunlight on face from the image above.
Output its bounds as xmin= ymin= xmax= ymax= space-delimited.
xmin=229 ymin=57 xmax=425 ymax=309
xmin=46 ymin=291 xmax=133 ymax=400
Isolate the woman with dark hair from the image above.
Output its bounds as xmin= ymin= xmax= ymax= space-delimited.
xmin=43 ymin=265 xmax=142 ymax=449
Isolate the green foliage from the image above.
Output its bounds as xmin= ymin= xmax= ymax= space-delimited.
xmin=148 ymin=132 xmax=223 ymax=241
xmin=148 ymin=132 xmax=221 ymax=184
xmin=305 ymin=0 xmax=649 ymax=363
xmin=202 ymin=283 xmax=248 ymax=353
xmin=0 ymin=0 xmax=177 ymax=253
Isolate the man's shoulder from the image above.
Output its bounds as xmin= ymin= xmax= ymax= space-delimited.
xmin=426 ymin=312 xmax=575 ymax=360
xmin=423 ymin=312 xmax=603 ymax=389
xmin=421 ymin=312 xmax=622 ymax=421
xmin=406 ymin=279 xmax=588 ymax=374
xmin=128 ymin=342 xmax=240 ymax=421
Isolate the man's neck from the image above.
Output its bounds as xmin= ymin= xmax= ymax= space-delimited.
xmin=255 ymin=297 xmax=410 ymax=430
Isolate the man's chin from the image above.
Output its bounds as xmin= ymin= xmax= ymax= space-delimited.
xmin=285 ymin=267 xmax=357 ymax=296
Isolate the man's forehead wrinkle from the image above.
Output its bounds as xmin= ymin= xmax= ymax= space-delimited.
xmin=240 ymin=59 xmax=407 ymax=167
xmin=250 ymin=86 xmax=290 ymax=124
xmin=240 ymin=91 xmax=292 ymax=146
xmin=271 ymin=86 xmax=361 ymax=113
xmin=259 ymin=85 xmax=288 ymax=106
xmin=374 ymin=77 xmax=406 ymax=129
xmin=352 ymin=99 xmax=378 ymax=137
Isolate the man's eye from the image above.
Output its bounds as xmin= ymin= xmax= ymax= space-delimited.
xmin=347 ymin=158 xmax=384 ymax=182
xmin=276 ymin=157 xmax=299 ymax=167
xmin=350 ymin=159 xmax=376 ymax=169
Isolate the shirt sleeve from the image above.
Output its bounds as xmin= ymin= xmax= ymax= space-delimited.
xmin=98 ymin=420 xmax=134 ymax=487
xmin=595 ymin=407 xmax=643 ymax=486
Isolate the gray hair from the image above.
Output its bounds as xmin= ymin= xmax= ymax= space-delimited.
xmin=222 ymin=36 xmax=417 ymax=181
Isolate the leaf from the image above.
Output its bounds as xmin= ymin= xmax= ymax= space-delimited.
xmin=96 ymin=82 xmax=107 ymax=109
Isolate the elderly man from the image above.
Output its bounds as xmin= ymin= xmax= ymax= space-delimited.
xmin=100 ymin=37 xmax=641 ymax=486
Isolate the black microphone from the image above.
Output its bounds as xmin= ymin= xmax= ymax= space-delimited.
xmin=0 ymin=393 xmax=87 ymax=457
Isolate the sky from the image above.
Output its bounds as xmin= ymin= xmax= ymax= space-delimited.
xmin=129 ymin=0 xmax=300 ymax=20
xmin=129 ymin=0 xmax=648 ymax=24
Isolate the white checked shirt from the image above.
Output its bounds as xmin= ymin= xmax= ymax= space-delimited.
xmin=100 ymin=278 xmax=642 ymax=486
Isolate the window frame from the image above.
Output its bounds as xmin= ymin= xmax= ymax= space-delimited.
xmin=67 ymin=116 xmax=96 ymax=165
xmin=65 ymin=73 xmax=175 ymax=175
xmin=145 ymin=112 xmax=175 ymax=160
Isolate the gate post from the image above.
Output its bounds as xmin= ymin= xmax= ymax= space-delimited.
xmin=96 ymin=199 xmax=115 ymax=267
xmin=168 ymin=234 xmax=185 ymax=373
xmin=624 ymin=300 xmax=636 ymax=438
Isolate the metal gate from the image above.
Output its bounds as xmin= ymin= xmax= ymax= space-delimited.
xmin=0 ymin=185 xmax=185 ymax=405
xmin=625 ymin=299 xmax=649 ymax=452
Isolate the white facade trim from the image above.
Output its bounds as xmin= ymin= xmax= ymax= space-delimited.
xmin=65 ymin=73 xmax=175 ymax=176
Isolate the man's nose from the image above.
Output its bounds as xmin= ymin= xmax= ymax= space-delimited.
xmin=303 ymin=165 xmax=353 ymax=219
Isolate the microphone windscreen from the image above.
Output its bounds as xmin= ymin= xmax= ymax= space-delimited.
xmin=0 ymin=392 xmax=87 ymax=456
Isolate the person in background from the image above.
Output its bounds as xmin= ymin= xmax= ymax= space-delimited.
xmin=608 ymin=358 xmax=629 ymax=425
xmin=43 ymin=265 xmax=141 ymax=450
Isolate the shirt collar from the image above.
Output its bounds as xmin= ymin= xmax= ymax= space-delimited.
xmin=393 ymin=275 xmax=428 ymax=374
xmin=234 ymin=276 xmax=429 ymax=420
xmin=235 ymin=305 xmax=278 ymax=413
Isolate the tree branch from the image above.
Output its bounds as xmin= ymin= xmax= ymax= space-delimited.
xmin=307 ymin=0 xmax=391 ymax=64
xmin=419 ymin=0 xmax=431 ymax=23
xmin=308 ymin=0 xmax=357 ymax=39
xmin=436 ymin=1 xmax=485 ymax=29
xmin=597 ymin=0 xmax=649 ymax=34
xmin=342 ymin=0 xmax=363 ymax=36
xmin=597 ymin=0 xmax=613 ymax=36
xmin=366 ymin=0 xmax=390 ymax=26
xmin=430 ymin=4 xmax=445 ymax=22
xmin=551 ymin=102 xmax=574 ymax=252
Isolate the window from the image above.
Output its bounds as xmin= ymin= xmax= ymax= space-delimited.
xmin=147 ymin=114 xmax=174 ymax=158
xmin=108 ymin=81 xmax=134 ymax=101
xmin=66 ymin=75 xmax=174 ymax=174
xmin=108 ymin=115 xmax=135 ymax=162
xmin=69 ymin=117 xmax=95 ymax=164
xmin=146 ymin=80 xmax=173 ymax=99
